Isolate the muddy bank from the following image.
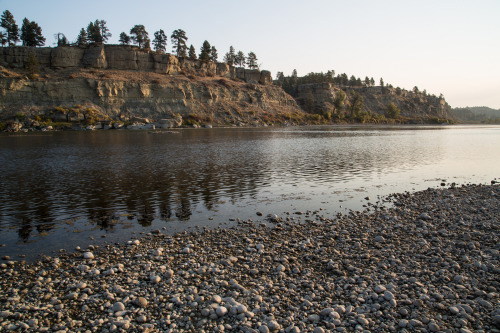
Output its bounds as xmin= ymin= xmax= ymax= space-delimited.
xmin=0 ymin=184 xmax=499 ymax=332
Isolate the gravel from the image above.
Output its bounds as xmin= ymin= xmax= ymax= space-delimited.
xmin=0 ymin=184 xmax=499 ymax=332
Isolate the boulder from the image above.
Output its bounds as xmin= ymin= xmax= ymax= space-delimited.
xmin=259 ymin=70 xmax=272 ymax=85
xmin=245 ymin=69 xmax=261 ymax=83
xmin=236 ymin=67 xmax=246 ymax=81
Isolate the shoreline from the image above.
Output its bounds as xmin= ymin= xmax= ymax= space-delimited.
xmin=0 ymin=184 xmax=499 ymax=332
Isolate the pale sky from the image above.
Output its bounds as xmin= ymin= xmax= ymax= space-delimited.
xmin=1 ymin=0 xmax=499 ymax=109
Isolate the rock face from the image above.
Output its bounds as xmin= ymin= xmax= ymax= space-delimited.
xmin=0 ymin=45 xmax=271 ymax=84
xmin=297 ymin=82 xmax=453 ymax=120
xmin=0 ymin=74 xmax=300 ymax=125
xmin=0 ymin=46 xmax=298 ymax=125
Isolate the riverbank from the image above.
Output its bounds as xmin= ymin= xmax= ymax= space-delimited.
xmin=1 ymin=184 xmax=499 ymax=332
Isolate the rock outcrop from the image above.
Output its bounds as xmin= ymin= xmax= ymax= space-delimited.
xmin=0 ymin=45 xmax=273 ymax=85
xmin=297 ymin=82 xmax=452 ymax=120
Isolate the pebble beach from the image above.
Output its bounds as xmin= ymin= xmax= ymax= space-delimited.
xmin=0 ymin=184 xmax=499 ymax=332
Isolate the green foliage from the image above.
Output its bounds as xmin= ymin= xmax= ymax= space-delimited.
xmin=246 ymin=52 xmax=258 ymax=69
xmin=223 ymin=46 xmax=236 ymax=65
xmin=210 ymin=46 xmax=218 ymax=62
xmin=1 ymin=10 xmax=19 ymax=46
xmin=76 ymin=28 xmax=88 ymax=46
xmin=16 ymin=112 xmax=26 ymax=121
xmin=130 ymin=25 xmax=149 ymax=49
xmin=0 ymin=31 xmax=6 ymax=46
xmin=386 ymin=102 xmax=400 ymax=118
xmin=188 ymin=44 xmax=197 ymax=60
xmin=87 ymin=20 xmax=111 ymax=44
xmin=25 ymin=52 xmax=40 ymax=79
xmin=171 ymin=29 xmax=188 ymax=58
xmin=333 ymin=89 xmax=345 ymax=115
xmin=153 ymin=29 xmax=167 ymax=53
xmin=21 ymin=18 xmax=45 ymax=47
xmin=348 ymin=90 xmax=364 ymax=119
xmin=199 ymin=40 xmax=211 ymax=62
xmin=235 ymin=51 xmax=245 ymax=67
xmin=118 ymin=32 xmax=130 ymax=45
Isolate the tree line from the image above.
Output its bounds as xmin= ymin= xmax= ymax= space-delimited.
xmin=1 ymin=10 xmax=259 ymax=68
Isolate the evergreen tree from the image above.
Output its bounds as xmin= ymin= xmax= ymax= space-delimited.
xmin=380 ymin=78 xmax=384 ymax=87
xmin=21 ymin=18 xmax=45 ymax=47
xmin=333 ymin=89 xmax=345 ymax=115
xmin=349 ymin=90 xmax=364 ymax=119
xmin=386 ymin=102 xmax=400 ymax=118
xmin=188 ymin=44 xmax=197 ymax=60
xmin=235 ymin=51 xmax=245 ymax=67
xmin=153 ymin=29 xmax=167 ymax=53
xmin=199 ymin=40 xmax=211 ymax=62
xmin=0 ymin=31 xmax=7 ymax=46
xmin=170 ymin=29 xmax=188 ymax=58
xmin=55 ymin=33 xmax=68 ymax=46
xmin=86 ymin=20 xmax=111 ymax=44
xmin=119 ymin=32 xmax=130 ymax=45
xmin=246 ymin=52 xmax=258 ymax=69
xmin=76 ymin=28 xmax=88 ymax=46
xmin=25 ymin=52 xmax=40 ymax=79
xmin=1 ymin=10 xmax=19 ymax=46
xmin=364 ymin=76 xmax=370 ymax=87
xmin=210 ymin=46 xmax=218 ymax=61
xmin=130 ymin=25 xmax=149 ymax=48
xmin=370 ymin=77 xmax=375 ymax=86
xmin=223 ymin=46 xmax=236 ymax=66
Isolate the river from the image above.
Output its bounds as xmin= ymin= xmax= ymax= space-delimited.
xmin=0 ymin=125 xmax=498 ymax=260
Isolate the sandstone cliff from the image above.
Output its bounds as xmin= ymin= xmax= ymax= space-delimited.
xmin=297 ymin=82 xmax=452 ymax=121
xmin=0 ymin=46 xmax=299 ymax=127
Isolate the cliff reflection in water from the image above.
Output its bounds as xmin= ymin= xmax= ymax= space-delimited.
xmin=1 ymin=125 xmax=492 ymax=243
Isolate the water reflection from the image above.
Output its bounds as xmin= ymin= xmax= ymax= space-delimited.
xmin=0 ymin=125 xmax=498 ymax=244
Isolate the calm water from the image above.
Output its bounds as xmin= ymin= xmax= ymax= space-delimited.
xmin=0 ymin=125 xmax=499 ymax=260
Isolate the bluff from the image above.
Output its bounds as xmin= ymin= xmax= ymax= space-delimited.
xmin=296 ymin=82 xmax=453 ymax=121
xmin=0 ymin=46 xmax=301 ymax=127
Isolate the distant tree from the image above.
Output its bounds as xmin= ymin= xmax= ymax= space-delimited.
xmin=333 ymin=89 xmax=345 ymax=115
xmin=21 ymin=18 xmax=45 ymax=47
xmin=349 ymin=90 xmax=364 ymax=119
xmin=235 ymin=51 xmax=245 ymax=67
xmin=223 ymin=45 xmax=236 ymax=66
xmin=275 ymin=71 xmax=284 ymax=86
xmin=86 ymin=20 xmax=111 ymax=44
xmin=130 ymin=25 xmax=149 ymax=49
xmin=55 ymin=32 xmax=68 ymax=46
xmin=76 ymin=28 xmax=88 ymax=46
xmin=327 ymin=70 xmax=335 ymax=79
xmin=422 ymin=89 xmax=427 ymax=96
xmin=143 ymin=38 xmax=151 ymax=51
xmin=386 ymin=102 xmax=400 ymax=118
xmin=380 ymin=78 xmax=384 ymax=87
xmin=370 ymin=77 xmax=375 ymax=86
xmin=364 ymin=76 xmax=370 ymax=87
xmin=153 ymin=29 xmax=167 ymax=53
xmin=210 ymin=46 xmax=218 ymax=61
xmin=171 ymin=29 xmax=188 ymax=58
xmin=304 ymin=90 xmax=315 ymax=112
xmin=0 ymin=31 xmax=7 ymax=46
xmin=119 ymin=32 xmax=130 ymax=45
xmin=1 ymin=10 xmax=19 ymax=46
xmin=188 ymin=44 xmax=197 ymax=60
xmin=25 ymin=52 xmax=40 ymax=79
xmin=413 ymin=86 xmax=419 ymax=94
xmin=246 ymin=52 xmax=258 ymax=69
xmin=199 ymin=40 xmax=211 ymax=62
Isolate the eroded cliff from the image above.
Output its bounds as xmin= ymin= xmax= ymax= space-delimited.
xmin=0 ymin=46 xmax=300 ymax=127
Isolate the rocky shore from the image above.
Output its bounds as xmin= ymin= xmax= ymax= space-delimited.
xmin=1 ymin=184 xmax=499 ymax=332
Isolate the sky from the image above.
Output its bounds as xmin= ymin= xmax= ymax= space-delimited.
xmin=1 ymin=0 xmax=499 ymax=109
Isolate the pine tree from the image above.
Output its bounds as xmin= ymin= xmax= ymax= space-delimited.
xmin=235 ymin=51 xmax=245 ymax=67
xmin=210 ymin=46 xmax=218 ymax=62
xmin=87 ymin=20 xmax=111 ymax=44
xmin=246 ymin=52 xmax=258 ymax=69
xmin=130 ymin=25 xmax=149 ymax=49
xmin=188 ymin=44 xmax=197 ymax=60
xmin=171 ymin=29 xmax=188 ymax=58
xmin=223 ymin=46 xmax=236 ymax=66
xmin=0 ymin=31 xmax=7 ymax=46
xmin=118 ymin=32 xmax=130 ymax=45
xmin=153 ymin=29 xmax=167 ymax=53
xmin=199 ymin=40 xmax=211 ymax=62
xmin=1 ymin=10 xmax=19 ymax=46
xmin=21 ymin=18 xmax=45 ymax=47
xmin=76 ymin=28 xmax=88 ymax=46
